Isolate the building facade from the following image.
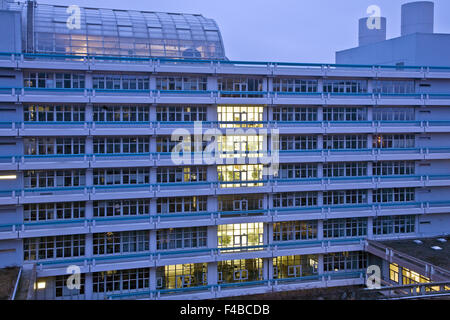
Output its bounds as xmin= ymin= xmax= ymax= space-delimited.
xmin=336 ymin=1 xmax=450 ymax=67
xmin=0 ymin=1 xmax=449 ymax=300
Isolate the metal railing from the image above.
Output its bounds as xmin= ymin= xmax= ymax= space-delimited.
xmin=29 ymin=238 xmax=363 ymax=267
xmin=105 ymin=270 xmax=365 ymax=300
xmin=366 ymin=240 xmax=450 ymax=281
xmin=2 ymin=51 xmax=450 ymax=73
xmin=0 ymin=199 xmax=449 ymax=236
xmin=1 ymin=173 xmax=449 ymax=197
xmin=1 ymin=87 xmax=450 ymax=99
xmin=363 ymin=281 xmax=450 ymax=300
xmin=2 ymin=147 xmax=450 ymax=167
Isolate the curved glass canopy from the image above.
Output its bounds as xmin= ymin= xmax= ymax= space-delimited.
xmin=28 ymin=3 xmax=226 ymax=59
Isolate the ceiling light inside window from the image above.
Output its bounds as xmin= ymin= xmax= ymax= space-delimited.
xmin=0 ymin=175 xmax=16 ymax=180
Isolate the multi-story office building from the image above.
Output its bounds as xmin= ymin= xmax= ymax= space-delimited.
xmin=0 ymin=0 xmax=449 ymax=300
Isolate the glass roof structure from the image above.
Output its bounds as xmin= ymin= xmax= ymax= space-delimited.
xmin=16 ymin=2 xmax=226 ymax=59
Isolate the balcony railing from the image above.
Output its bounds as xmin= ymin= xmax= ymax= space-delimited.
xmin=1 ymin=120 xmax=449 ymax=136
xmin=3 ymin=145 xmax=450 ymax=170
xmin=0 ymin=86 xmax=450 ymax=103
xmin=1 ymin=199 xmax=449 ymax=238
xmin=1 ymin=174 xmax=450 ymax=207
xmin=24 ymin=238 xmax=364 ymax=270
xmin=2 ymin=172 xmax=450 ymax=192
xmin=104 ymin=270 xmax=365 ymax=300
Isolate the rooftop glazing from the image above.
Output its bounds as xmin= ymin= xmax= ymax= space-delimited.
xmin=11 ymin=2 xmax=226 ymax=59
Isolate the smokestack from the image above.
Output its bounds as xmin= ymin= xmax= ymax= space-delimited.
xmin=401 ymin=1 xmax=434 ymax=36
xmin=358 ymin=17 xmax=387 ymax=46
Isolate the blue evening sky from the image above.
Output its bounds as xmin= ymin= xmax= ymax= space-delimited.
xmin=40 ymin=0 xmax=450 ymax=63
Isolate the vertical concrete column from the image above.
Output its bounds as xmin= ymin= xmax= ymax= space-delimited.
xmin=16 ymin=205 xmax=23 ymax=225
xmin=367 ymin=190 xmax=373 ymax=205
xmin=150 ymin=136 xmax=157 ymax=154
xmin=317 ymin=220 xmax=324 ymax=240
xmin=85 ymin=168 xmax=93 ymax=188
xmin=207 ymin=226 xmax=218 ymax=285
xmin=317 ymin=134 xmax=324 ymax=150
xmin=85 ymin=233 xmax=93 ymax=258
xmin=207 ymin=76 xmax=218 ymax=92
xmin=207 ymin=262 xmax=218 ymax=286
xmin=85 ymin=229 xmax=93 ymax=302
xmin=85 ymin=102 xmax=94 ymax=194
xmin=207 ymin=225 xmax=217 ymax=248
xmin=150 ymin=76 xmax=157 ymax=91
xmin=367 ymin=162 xmax=373 ymax=176
xmin=208 ymin=104 xmax=218 ymax=122
xmin=317 ymin=163 xmax=323 ymax=178
xmin=415 ymin=215 xmax=420 ymax=236
xmin=84 ymin=273 xmax=93 ymax=300
xmin=85 ymin=198 xmax=93 ymax=300
xmin=265 ymin=220 xmax=274 ymax=282
xmin=149 ymin=103 xmax=157 ymax=124
xmin=85 ymin=103 xmax=93 ymax=123
xmin=85 ymin=102 xmax=93 ymax=174
xmin=318 ymin=191 xmax=324 ymax=207
xmin=398 ymin=266 xmax=403 ymax=285
xmin=381 ymin=259 xmax=390 ymax=283
xmin=207 ymin=166 xmax=218 ymax=183
xmin=318 ymin=254 xmax=324 ymax=276
xmin=265 ymin=222 xmax=273 ymax=245
xmin=263 ymin=105 xmax=268 ymax=122
xmin=367 ymin=134 xmax=373 ymax=149
xmin=367 ymin=217 xmax=374 ymax=239
xmin=17 ymin=102 xmax=24 ymax=122
xmin=149 ymin=198 xmax=157 ymax=216
xmin=367 ymin=79 xmax=373 ymax=93
xmin=317 ymin=105 xmax=324 ymax=122
xmin=85 ymin=72 xmax=93 ymax=89
xmin=149 ymin=230 xmax=157 ymax=252
xmin=263 ymin=258 xmax=272 ymax=281
xmin=207 ymin=183 xmax=219 ymax=287
xmin=267 ymin=106 xmax=274 ymax=123
xmin=317 ymin=79 xmax=324 ymax=93
xmin=150 ymin=267 xmax=157 ymax=291
xmin=265 ymin=193 xmax=272 ymax=213
xmin=266 ymin=77 xmax=273 ymax=92
xmin=208 ymin=195 xmax=218 ymax=212
xmin=85 ymin=201 xmax=93 ymax=220
xmin=367 ymin=106 xmax=373 ymax=121
xmin=149 ymin=168 xmax=157 ymax=184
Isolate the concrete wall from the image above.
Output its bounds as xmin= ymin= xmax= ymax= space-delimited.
xmin=336 ymin=34 xmax=450 ymax=67
xmin=0 ymin=10 xmax=21 ymax=53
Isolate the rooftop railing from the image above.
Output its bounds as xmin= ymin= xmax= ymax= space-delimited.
xmin=2 ymin=51 xmax=450 ymax=73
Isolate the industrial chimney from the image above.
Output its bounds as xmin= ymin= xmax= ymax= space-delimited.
xmin=401 ymin=1 xmax=434 ymax=36
xmin=358 ymin=17 xmax=387 ymax=46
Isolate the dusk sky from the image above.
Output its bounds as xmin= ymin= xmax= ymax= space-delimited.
xmin=40 ymin=0 xmax=450 ymax=63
